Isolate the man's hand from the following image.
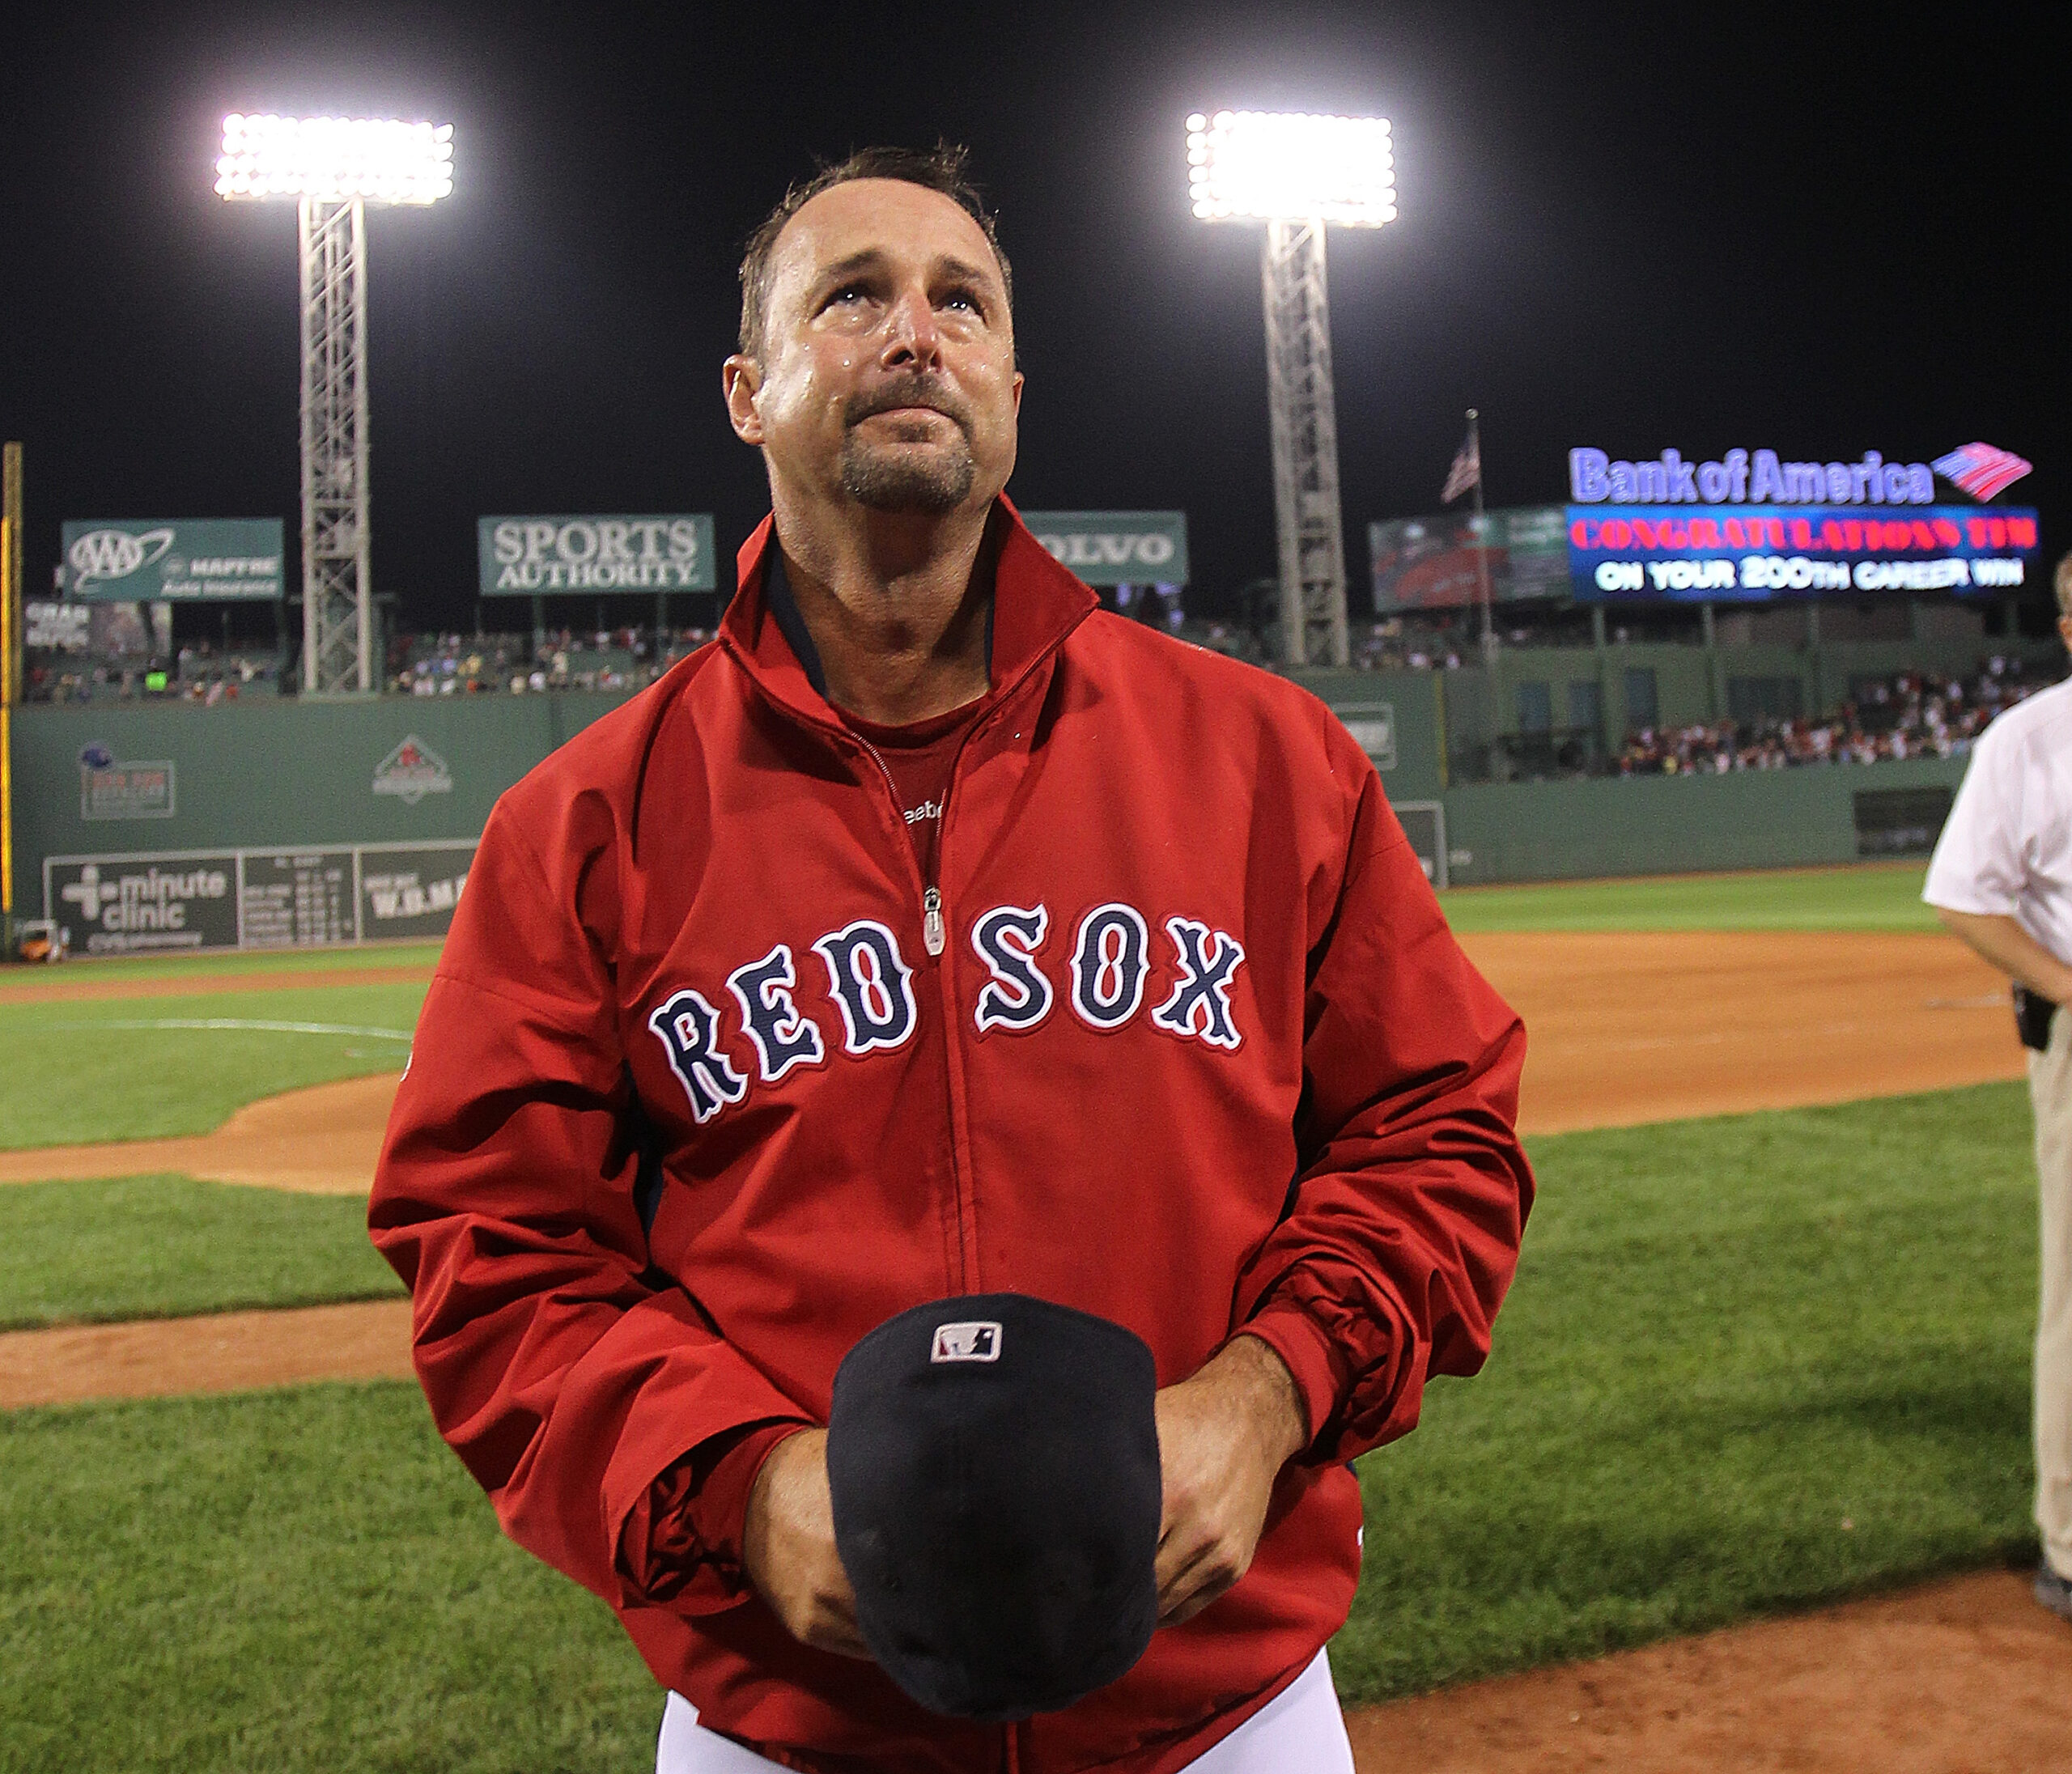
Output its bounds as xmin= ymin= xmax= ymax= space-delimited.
xmin=1153 ymin=1334 xmax=1309 ymax=1628
xmin=741 ymin=1428 xmax=871 ymax=1658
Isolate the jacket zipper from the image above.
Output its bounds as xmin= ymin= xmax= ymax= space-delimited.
xmin=849 ymin=718 xmax=995 ymax=1290
xmin=722 ymin=611 xmax=1084 ymax=1291
xmin=851 ymin=736 xmax=946 ymax=957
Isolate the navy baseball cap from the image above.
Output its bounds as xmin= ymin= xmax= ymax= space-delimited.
xmin=826 ymin=1292 xmax=1162 ymax=1721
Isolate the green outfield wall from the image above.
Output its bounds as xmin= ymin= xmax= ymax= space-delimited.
xmin=1434 ymin=756 xmax=1969 ymax=885
xmin=0 ymin=668 xmax=1995 ymax=927
xmin=6 ymin=695 xmax=634 ymax=940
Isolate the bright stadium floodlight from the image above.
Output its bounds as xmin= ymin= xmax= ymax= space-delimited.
xmin=216 ymin=114 xmax=455 ymax=206
xmin=1187 ymin=110 xmax=1395 ymax=227
xmin=1187 ymin=109 xmax=1396 ymax=667
xmin=219 ymin=113 xmax=456 ymax=694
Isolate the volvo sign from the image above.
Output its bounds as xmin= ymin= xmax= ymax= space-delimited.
xmin=1019 ymin=511 xmax=1189 ymax=586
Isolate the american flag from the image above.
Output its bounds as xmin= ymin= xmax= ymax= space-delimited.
xmin=1441 ymin=431 xmax=1480 ymax=503
xmin=1931 ymin=442 xmax=2032 ymax=503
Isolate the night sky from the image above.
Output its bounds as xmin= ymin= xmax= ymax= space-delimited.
xmin=2 ymin=2 xmax=2065 ymax=631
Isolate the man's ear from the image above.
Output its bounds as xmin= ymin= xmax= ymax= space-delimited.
xmin=723 ymin=356 xmax=765 ymax=446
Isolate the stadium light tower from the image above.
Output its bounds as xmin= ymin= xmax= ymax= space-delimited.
xmin=1187 ymin=110 xmax=1395 ymax=668
xmin=218 ymin=114 xmax=454 ymax=693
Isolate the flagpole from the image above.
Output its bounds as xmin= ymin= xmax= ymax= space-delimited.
xmin=1467 ymin=409 xmax=1496 ymax=664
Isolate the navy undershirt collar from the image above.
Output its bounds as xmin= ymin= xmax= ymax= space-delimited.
xmin=758 ymin=549 xmax=830 ymax=698
xmin=758 ymin=520 xmax=1001 ymax=707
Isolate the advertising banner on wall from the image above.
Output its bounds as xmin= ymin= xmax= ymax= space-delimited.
xmin=24 ymin=602 xmax=91 ymax=651
xmin=478 ymin=516 xmax=716 ymax=596
xmin=359 ymin=842 xmax=475 ymax=942
xmin=79 ymin=741 xmax=176 ymax=821
xmin=47 ymin=852 xmax=240 ymax=956
xmin=1562 ymin=441 xmax=2040 ymax=601
xmin=60 ymin=519 xmax=285 ymax=601
xmin=45 ymin=838 xmax=478 ymax=955
xmin=1567 ymin=505 xmax=2040 ymax=602
xmin=1368 ymin=506 xmax=1568 ymax=613
xmin=1019 ymin=511 xmax=1189 ymax=586
xmin=241 ymin=850 xmax=357 ymax=949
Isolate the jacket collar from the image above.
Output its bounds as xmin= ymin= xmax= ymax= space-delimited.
xmin=719 ymin=494 xmax=1098 ymax=732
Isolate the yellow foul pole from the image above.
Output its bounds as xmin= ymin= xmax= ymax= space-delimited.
xmin=1 ymin=440 xmax=20 ymax=933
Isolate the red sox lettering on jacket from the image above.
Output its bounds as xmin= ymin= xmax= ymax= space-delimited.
xmin=650 ymin=902 xmax=1247 ymax=1124
xmin=370 ymin=503 xmax=1533 ymax=1774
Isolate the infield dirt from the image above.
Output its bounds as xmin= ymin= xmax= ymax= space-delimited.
xmin=0 ymin=927 xmax=2023 ymax=1196
xmin=1344 ymin=1569 xmax=2072 ymax=1772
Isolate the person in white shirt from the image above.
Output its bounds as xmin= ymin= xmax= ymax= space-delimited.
xmin=1924 ymin=551 xmax=2072 ymax=1624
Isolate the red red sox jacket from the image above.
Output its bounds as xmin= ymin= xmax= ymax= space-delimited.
xmin=370 ymin=501 xmax=1533 ymax=1774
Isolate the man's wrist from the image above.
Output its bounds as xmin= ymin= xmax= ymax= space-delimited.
xmin=742 ymin=1426 xmax=821 ymax=1590
xmin=1221 ymin=1332 xmax=1310 ymax=1466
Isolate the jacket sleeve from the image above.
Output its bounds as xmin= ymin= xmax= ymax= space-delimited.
xmin=368 ymin=796 xmax=812 ymax=1612
xmin=1234 ymin=758 xmax=1533 ymax=1465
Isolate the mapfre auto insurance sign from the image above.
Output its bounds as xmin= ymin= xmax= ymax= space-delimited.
xmin=61 ymin=519 xmax=285 ymax=601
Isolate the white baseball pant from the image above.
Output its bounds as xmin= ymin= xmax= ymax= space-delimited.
xmin=656 ymin=1645 xmax=1356 ymax=1772
xmin=2031 ymin=1004 xmax=2072 ymax=1581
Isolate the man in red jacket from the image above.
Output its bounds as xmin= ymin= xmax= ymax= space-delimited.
xmin=371 ymin=144 xmax=1532 ymax=1773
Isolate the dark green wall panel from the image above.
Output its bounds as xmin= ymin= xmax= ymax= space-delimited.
xmin=9 ymin=694 xmax=634 ymax=914
xmin=1437 ymin=755 xmax=1968 ymax=884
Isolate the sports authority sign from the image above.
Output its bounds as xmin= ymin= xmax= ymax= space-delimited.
xmin=60 ymin=519 xmax=285 ymax=602
xmin=1019 ymin=511 xmax=1189 ymax=587
xmin=478 ymin=515 xmax=716 ymax=596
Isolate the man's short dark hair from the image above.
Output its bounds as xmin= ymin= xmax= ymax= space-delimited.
xmin=737 ymin=143 xmax=1013 ymax=359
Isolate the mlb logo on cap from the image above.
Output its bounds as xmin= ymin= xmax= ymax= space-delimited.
xmin=931 ymin=1320 xmax=1003 ymax=1363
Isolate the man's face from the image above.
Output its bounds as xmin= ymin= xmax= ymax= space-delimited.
xmin=726 ymin=179 xmax=1021 ymax=518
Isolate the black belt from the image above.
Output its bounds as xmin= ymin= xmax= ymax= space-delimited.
xmin=2015 ymin=986 xmax=2058 ymax=1052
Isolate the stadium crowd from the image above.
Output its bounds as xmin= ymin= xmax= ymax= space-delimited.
xmin=388 ymin=626 xmax=711 ymax=696
xmin=1614 ymin=658 xmax=2057 ymax=775
xmin=25 ymin=639 xmax=283 ymax=704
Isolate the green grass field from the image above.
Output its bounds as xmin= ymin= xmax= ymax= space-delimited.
xmin=0 ymin=1176 xmax=402 ymax=1330
xmin=0 ymin=1385 xmax=652 ymax=1774
xmin=0 ymin=1084 xmax=2036 ymax=1768
xmin=17 ymin=941 xmax=444 ymax=984
xmin=1441 ymin=860 xmax=1938 ymax=933
xmin=1331 ymin=1082 xmax=2035 ymax=1696
xmin=0 ymin=981 xmax=427 ymax=1148
xmin=0 ymin=864 xmax=2031 ymax=1767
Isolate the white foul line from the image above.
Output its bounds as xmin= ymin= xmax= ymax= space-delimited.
xmin=44 ymin=1018 xmax=414 ymax=1041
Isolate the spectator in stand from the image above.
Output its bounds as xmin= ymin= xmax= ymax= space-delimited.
xmin=1613 ymin=659 xmax=2061 ymax=779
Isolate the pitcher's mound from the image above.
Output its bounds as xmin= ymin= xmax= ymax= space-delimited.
xmin=0 ymin=1072 xmax=398 ymax=1194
